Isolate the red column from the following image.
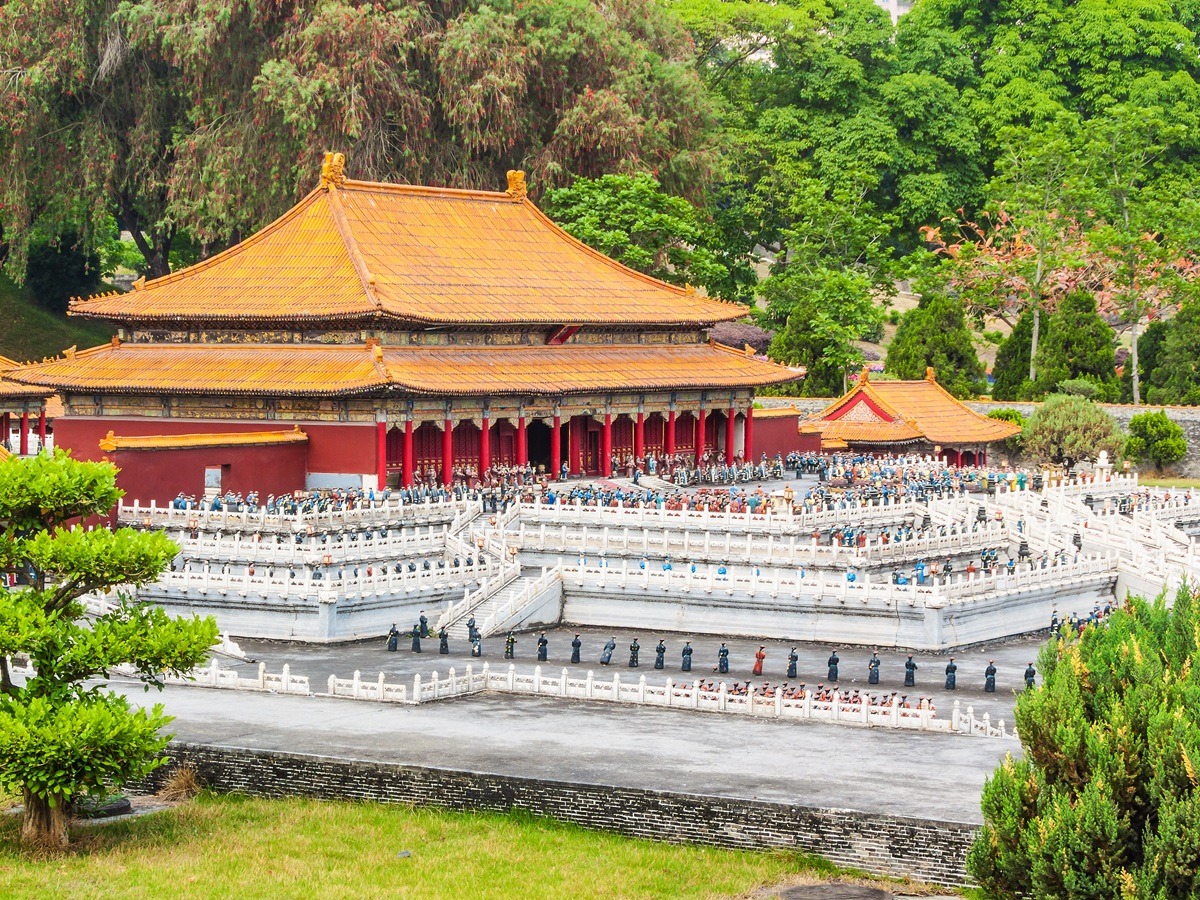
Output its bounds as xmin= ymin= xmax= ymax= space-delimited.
xmin=635 ymin=411 xmax=645 ymax=460
xmin=402 ymin=419 xmax=415 ymax=488
xmin=37 ymin=405 xmax=47 ymax=450
xmin=695 ymin=407 xmax=706 ymax=463
xmin=665 ymin=409 xmax=676 ymax=456
xmin=374 ymin=422 xmax=384 ymax=489
xmin=744 ymin=406 xmax=754 ymax=461
xmin=1 ymin=413 xmax=9 ymax=453
xmin=19 ymin=411 xmax=29 ymax=456
xmin=517 ymin=415 xmax=528 ymax=466
xmin=480 ymin=412 xmax=491 ymax=476
xmin=442 ymin=417 xmax=454 ymax=486
xmin=551 ymin=413 xmax=562 ymax=478
xmin=568 ymin=416 xmax=581 ymax=476
xmin=602 ymin=412 xmax=613 ymax=477
xmin=725 ymin=406 xmax=736 ymax=461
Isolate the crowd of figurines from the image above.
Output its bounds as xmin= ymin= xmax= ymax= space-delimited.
xmin=164 ymin=451 xmax=1044 ymax=516
xmin=383 ymin=619 xmax=1042 ymax=699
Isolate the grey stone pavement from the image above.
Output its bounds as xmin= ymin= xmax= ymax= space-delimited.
xmin=115 ymin=625 xmax=1052 ymax=829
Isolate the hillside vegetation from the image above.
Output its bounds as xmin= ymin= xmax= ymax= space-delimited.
xmin=0 ymin=275 xmax=112 ymax=363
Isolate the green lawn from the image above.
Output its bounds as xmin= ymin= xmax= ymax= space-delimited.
xmin=1139 ymin=476 xmax=1200 ymax=489
xmin=0 ymin=274 xmax=112 ymax=363
xmin=0 ymin=793 xmax=843 ymax=900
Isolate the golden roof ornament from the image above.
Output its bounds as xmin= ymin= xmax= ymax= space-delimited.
xmin=506 ymin=169 xmax=527 ymax=200
xmin=320 ymin=152 xmax=347 ymax=189
xmin=925 ymin=366 xmax=936 ymax=383
xmin=857 ymin=366 xmax=871 ymax=385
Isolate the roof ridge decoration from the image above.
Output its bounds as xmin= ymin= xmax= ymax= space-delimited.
xmin=320 ymin=152 xmax=347 ymax=190
xmin=505 ymin=170 xmax=527 ymax=200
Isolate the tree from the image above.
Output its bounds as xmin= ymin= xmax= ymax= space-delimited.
xmin=0 ymin=450 xmax=217 ymax=849
xmin=987 ymin=407 xmax=1025 ymax=456
xmin=23 ymin=232 xmax=101 ymax=315
xmin=991 ymin=310 xmax=1044 ymax=401
xmin=0 ymin=0 xmax=718 ymax=279
xmin=1033 ymin=290 xmax=1119 ymax=401
xmin=1121 ymin=319 xmax=1169 ymax=404
xmin=1021 ymin=394 xmax=1124 ymax=470
xmin=1148 ymin=298 xmax=1200 ymax=405
xmin=1126 ymin=410 xmax=1187 ymax=473
xmin=968 ymin=586 xmax=1200 ymax=899
xmin=543 ymin=173 xmax=755 ymax=302
xmin=884 ymin=294 xmax=985 ymax=398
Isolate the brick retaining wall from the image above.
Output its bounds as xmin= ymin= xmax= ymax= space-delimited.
xmin=140 ymin=741 xmax=977 ymax=886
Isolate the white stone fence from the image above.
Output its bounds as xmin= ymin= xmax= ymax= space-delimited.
xmin=478 ymin=565 xmax=564 ymax=636
xmin=152 ymin=557 xmax=497 ymax=600
xmin=172 ymin=524 xmax=451 ymax=567
xmin=435 ymin=561 xmax=527 ymax=631
xmin=118 ymin=496 xmax=478 ymax=533
xmin=155 ymin=659 xmax=1013 ymax=738
xmin=515 ymin=520 xmax=1012 ymax=568
xmin=557 ymin=553 xmax=1114 ymax=609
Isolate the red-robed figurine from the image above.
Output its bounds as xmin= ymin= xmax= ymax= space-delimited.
xmin=753 ymin=645 xmax=766 ymax=677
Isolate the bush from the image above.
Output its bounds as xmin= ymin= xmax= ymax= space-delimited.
xmin=24 ymin=232 xmax=101 ymax=314
xmin=968 ymin=587 xmax=1200 ymax=899
xmin=987 ymin=408 xmax=1026 ymax=455
xmin=884 ymin=294 xmax=986 ymax=398
xmin=1125 ymin=410 xmax=1187 ymax=473
xmin=1021 ymin=394 xmax=1124 ymax=470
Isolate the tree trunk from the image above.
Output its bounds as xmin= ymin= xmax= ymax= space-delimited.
xmin=1130 ymin=312 xmax=1141 ymax=406
xmin=1029 ymin=304 xmax=1041 ymax=384
xmin=21 ymin=789 xmax=69 ymax=850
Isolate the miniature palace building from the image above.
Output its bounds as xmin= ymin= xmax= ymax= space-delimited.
xmin=11 ymin=155 xmax=800 ymax=500
xmin=797 ymin=367 xmax=1020 ymax=465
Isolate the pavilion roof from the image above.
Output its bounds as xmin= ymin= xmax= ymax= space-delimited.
xmin=10 ymin=341 xmax=803 ymax=398
xmin=0 ymin=355 xmax=53 ymax=402
xmin=800 ymin=368 xmax=1020 ymax=446
xmin=70 ymin=161 xmax=745 ymax=328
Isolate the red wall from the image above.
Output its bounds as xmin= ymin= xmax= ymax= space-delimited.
xmin=54 ymin=417 xmax=374 ymax=504
xmin=753 ymin=414 xmax=803 ymax=459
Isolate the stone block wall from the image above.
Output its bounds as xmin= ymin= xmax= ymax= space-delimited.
xmin=142 ymin=741 xmax=977 ymax=886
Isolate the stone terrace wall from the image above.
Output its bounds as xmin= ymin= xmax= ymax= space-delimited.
xmin=765 ymin=397 xmax=1200 ymax=477
xmin=143 ymin=741 xmax=977 ymax=886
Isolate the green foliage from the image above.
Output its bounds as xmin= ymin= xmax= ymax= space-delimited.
xmin=764 ymin=267 xmax=883 ymax=396
xmin=1021 ymin=394 xmax=1125 ymax=469
xmin=0 ymin=273 xmax=112 ymax=364
xmin=1121 ymin=319 xmax=1169 ymax=403
xmin=0 ymin=450 xmax=217 ymax=847
xmin=987 ymin=408 xmax=1026 ymax=455
xmin=884 ymin=293 xmax=985 ymax=398
xmin=968 ymin=586 xmax=1200 ymax=899
xmin=23 ymin=233 xmax=100 ymax=315
xmin=1125 ymin=410 xmax=1188 ymax=473
xmin=544 ymin=173 xmax=755 ymax=302
xmin=1033 ymin=290 xmax=1119 ymax=401
xmin=992 ymin=311 xmax=1042 ymax=401
xmin=1148 ymin=299 xmax=1200 ymax=405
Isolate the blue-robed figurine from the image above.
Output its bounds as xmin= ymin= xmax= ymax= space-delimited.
xmin=985 ymin=660 xmax=997 ymax=693
xmin=944 ymin=657 xmax=957 ymax=690
xmin=868 ymin=652 xmax=880 ymax=685
xmin=504 ymin=631 xmax=516 ymax=659
xmin=717 ymin=643 xmax=730 ymax=674
xmin=471 ymin=635 xmax=482 ymax=657
xmin=439 ymin=627 xmax=449 ymax=655
xmin=600 ymin=637 xmax=616 ymax=665
xmin=654 ymin=640 xmax=666 ymax=669
xmin=904 ymin=655 xmax=917 ymax=687
xmin=827 ymin=650 xmax=840 ymax=682
xmin=787 ymin=648 xmax=798 ymax=679
xmin=1024 ymin=663 xmax=1036 ymax=690
xmin=419 ymin=611 xmax=429 ymax=638
xmin=681 ymin=641 xmax=693 ymax=672
xmin=467 ymin=616 xmax=479 ymax=642
xmin=411 ymin=624 xmax=422 ymax=653
xmin=571 ymin=634 xmax=582 ymax=664
xmin=537 ymin=633 xmax=549 ymax=662
xmin=629 ymin=639 xmax=640 ymax=667
xmin=386 ymin=624 xmax=400 ymax=652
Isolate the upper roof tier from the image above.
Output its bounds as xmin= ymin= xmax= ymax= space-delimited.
xmin=71 ymin=160 xmax=745 ymax=328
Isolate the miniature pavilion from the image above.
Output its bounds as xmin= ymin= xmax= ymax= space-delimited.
xmin=797 ymin=368 xmax=1020 ymax=465
xmin=11 ymin=155 xmax=800 ymax=500
xmin=0 ymin=356 xmax=54 ymax=458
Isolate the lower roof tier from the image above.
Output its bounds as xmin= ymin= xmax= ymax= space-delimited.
xmin=11 ymin=341 xmax=803 ymax=398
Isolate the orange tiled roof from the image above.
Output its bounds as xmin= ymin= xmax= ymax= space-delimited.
xmin=0 ymin=355 xmax=53 ymax=401
xmin=99 ymin=427 xmax=308 ymax=452
xmin=70 ymin=176 xmax=745 ymax=328
xmin=10 ymin=341 xmax=802 ymax=397
xmin=802 ymin=368 xmax=1020 ymax=446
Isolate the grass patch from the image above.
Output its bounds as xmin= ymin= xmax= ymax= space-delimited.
xmin=1139 ymin=476 xmax=1200 ymax=489
xmin=0 ymin=792 xmax=839 ymax=899
xmin=0 ymin=274 xmax=112 ymax=363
